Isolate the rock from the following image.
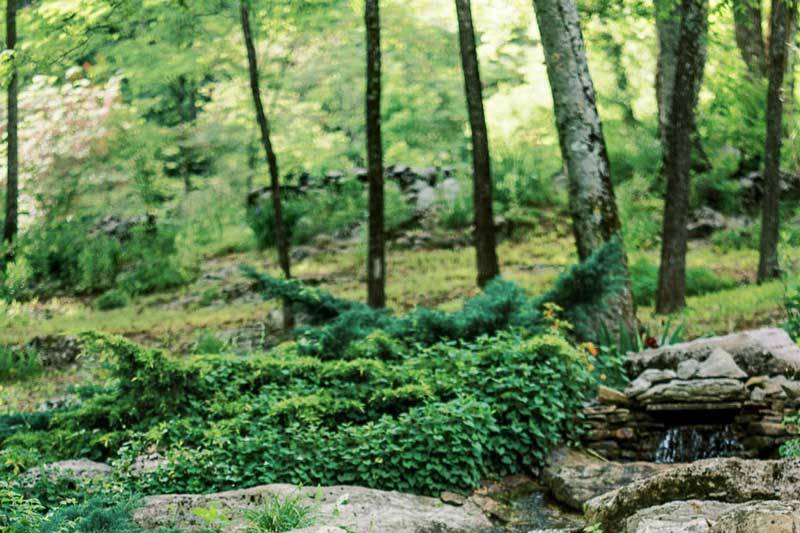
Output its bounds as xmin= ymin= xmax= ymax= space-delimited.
xmin=128 ymin=453 xmax=167 ymax=477
xmin=626 ymin=500 xmax=735 ymax=533
xmin=23 ymin=460 xmax=112 ymax=486
xmin=598 ymin=385 xmax=630 ymax=405
xmin=710 ymin=500 xmax=800 ymax=532
xmin=636 ymin=378 xmax=746 ymax=404
xmin=440 ymin=491 xmax=466 ymax=506
xmin=438 ymin=177 xmax=461 ymax=204
xmin=677 ymin=359 xmax=701 ymax=380
xmin=626 ymin=328 xmax=800 ymax=377
xmin=626 ymin=376 xmax=653 ymax=397
xmin=584 ymin=458 xmax=800 ymax=532
xmin=133 ymin=484 xmax=491 ymax=532
xmin=541 ymin=448 xmax=678 ymax=511
xmin=26 ymin=335 xmax=83 ymax=368
xmin=688 ymin=207 xmax=730 ymax=239
xmin=640 ymin=369 xmax=678 ymax=384
xmin=695 ymin=348 xmax=747 ymax=380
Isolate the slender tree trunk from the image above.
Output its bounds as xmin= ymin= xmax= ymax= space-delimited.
xmin=365 ymin=0 xmax=385 ymax=308
xmin=3 ymin=0 xmax=18 ymax=269
xmin=532 ymin=0 xmax=637 ymax=332
xmin=240 ymin=0 xmax=293 ymax=325
xmin=734 ymin=0 xmax=768 ymax=76
xmin=656 ymin=0 xmax=710 ymax=173
xmin=655 ymin=0 xmax=709 ymax=314
xmin=758 ymin=0 xmax=797 ymax=282
xmin=455 ymin=0 xmax=499 ymax=288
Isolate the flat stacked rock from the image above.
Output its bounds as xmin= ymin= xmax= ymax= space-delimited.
xmin=583 ymin=328 xmax=800 ymax=460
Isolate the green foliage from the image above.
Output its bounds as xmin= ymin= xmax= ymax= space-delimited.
xmin=244 ymin=493 xmax=316 ymax=533
xmin=785 ymin=287 xmax=800 ymax=341
xmin=95 ymin=289 xmax=131 ymax=311
xmin=628 ymin=257 xmax=737 ymax=306
xmin=0 ymin=345 xmax=40 ymax=382
xmin=194 ymin=329 xmax=226 ymax=354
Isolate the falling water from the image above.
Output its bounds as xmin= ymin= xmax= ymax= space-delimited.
xmin=654 ymin=424 xmax=744 ymax=464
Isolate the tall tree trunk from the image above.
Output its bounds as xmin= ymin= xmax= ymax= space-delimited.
xmin=655 ymin=0 xmax=709 ymax=314
xmin=532 ymin=0 xmax=637 ymax=332
xmin=455 ymin=0 xmax=500 ymax=288
xmin=3 ymin=0 xmax=18 ymax=269
xmin=365 ymin=0 xmax=385 ymax=308
xmin=758 ymin=0 xmax=797 ymax=282
xmin=656 ymin=0 xmax=710 ymax=173
xmin=734 ymin=0 xmax=768 ymax=76
xmin=240 ymin=0 xmax=293 ymax=326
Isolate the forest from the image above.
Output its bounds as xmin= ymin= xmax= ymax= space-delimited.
xmin=2 ymin=0 xmax=800 ymax=531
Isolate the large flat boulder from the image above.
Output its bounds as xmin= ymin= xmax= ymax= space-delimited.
xmin=625 ymin=500 xmax=735 ymax=533
xmin=133 ymin=484 xmax=491 ymax=533
xmin=584 ymin=458 xmax=800 ymax=531
xmin=626 ymin=329 xmax=800 ymax=377
xmin=635 ymin=378 xmax=746 ymax=404
xmin=541 ymin=448 xmax=678 ymax=511
xmin=710 ymin=500 xmax=800 ymax=532
xmin=22 ymin=459 xmax=112 ymax=486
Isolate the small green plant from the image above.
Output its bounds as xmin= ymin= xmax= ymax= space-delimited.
xmin=95 ymin=288 xmax=131 ymax=310
xmin=0 ymin=345 xmax=40 ymax=382
xmin=194 ymin=329 xmax=226 ymax=354
xmin=192 ymin=503 xmax=231 ymax=533
xmin=785 ymin=287 xmax=800 ymax=341
xmin=244 ymin=493 xmax=315 ymax=533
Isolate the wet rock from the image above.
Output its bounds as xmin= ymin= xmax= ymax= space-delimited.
xmin=133 ymin=484 xmax=491 ymax=532
xmin=626 ymin=500 xmax=734 ymax=533
xmin=695 ymin=348 xmax=747 ymax=380
xmin=541 ymin=448 xmax=678 ymax=511
xmin=710 ymin=500 xmax=800 ymax=532
xmin=636 ymin=378 xmax=746 ymax=404
xmin=585 ymin=458 xmax=800 ymax=532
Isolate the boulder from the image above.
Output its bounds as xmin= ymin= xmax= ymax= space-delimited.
xmin=677 ymin=359 xmax=700 ymax=380
xmin=585 ymin=458 xmax=800 ymax=532
xmin=541 ymin=448 xmax=678 ymax=511
xmin=597 ymin=385 xmax=630 ymax=405
xmin=635 ymin=378 xmax=746 ymax=404
xmin=624 ymin=369 xmax=678 ymax=397
xmin=23 ymin=459 xmax=112 ymax=486
xmin=26 ymin=335 xmax=83 ymax=368
xmin=625 ymin=328 xmax=800 ymax=377
xmin=688 ymin=207 xmax=730 ymax=239
xmin=626 ymin=500 xmax=734 ymax=533
xmin=695 ymin=348 xmax=747 ymax=380
xmin=710 ymin=500 xmax=800 ymax=532
xmin=133 ymin=484 xmax=491 ymax=533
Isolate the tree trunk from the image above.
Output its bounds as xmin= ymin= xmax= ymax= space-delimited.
xmin=656 ymin=0 xmax=710 ymax=173
xmin=733 ymin=0 xmax=768 ymax=76
xmin=758 ymin=0 xmax=797 ymax=282
xmin=3 ymin=0 xmax=18 ymax=269
xmin=240 ymin=0 xmax=293 ymax=326
xmin=655 ymin=0 xmax=709 ymax=314
xmin=365 ymin=0 xmax=385 ymax=308
xmin=455 ymin=0 xmax=500 ymax=287
xmin=532 ymin=0 xmax=637 ymax=332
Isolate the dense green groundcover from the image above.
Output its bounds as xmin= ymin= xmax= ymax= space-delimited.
xmin=0 ymin=241 xmax=630 ymax=528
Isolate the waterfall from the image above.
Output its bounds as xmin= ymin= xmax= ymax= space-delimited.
xmin=654 ymin=424 xmax=744 ymax=464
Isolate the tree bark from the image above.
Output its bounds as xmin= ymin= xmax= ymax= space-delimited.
xmin=733 ymin=0 xmax=768 ymax=76
xmin=758 ymin=0 xmax=797 ymax=282
xmin=532 ymin=0 xmax=637 ymax=332
xmin=656 ymin=0 xmax=709 ymax=314
xmin=240 ymin=0 xmax=293 ymax=325
xmin=455 ymin=0 xmax=500 ymax=288
xmin=3 ymin=0 xmax=18 ymax=268
xmin=365 ymin=0 xmax=385 ymax=308
xmin=656 ymin=0 xmax=710 ymax=173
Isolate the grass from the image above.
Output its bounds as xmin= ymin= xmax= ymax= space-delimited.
xmin=244 ymin=493 xmax=315 ymax=533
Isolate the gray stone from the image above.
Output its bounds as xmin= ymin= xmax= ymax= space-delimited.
xmin=585 ymin=458 xmax=800 ymax=532
xmin=23 ymin=459 xmax=112 ymax=486
xmin=639 ymin=368 xmax=678 ymax=384
xmin=636 ymin=379 xmax=746 ymax=404
xmin=695 ymin=348 xmax=747 ymax=380
xmin=133 ymin=484 xmax=491 ymax=533
xmin=625 ymin=376 xmax=652 ymax=397
xmin=677 ymin=359 xmax=700 ymax=380
xmin=626 ymin=328 xmax=800 ymax=377
xmin=710 ymin=500 xmax=800 ymax=532
xmin=626 ymin=500 xmax=735 ymax=533
xmin=597 ymin=385 xmax=630 ymax=405
xmin=541 ymin=448 xmax=678 ymax=511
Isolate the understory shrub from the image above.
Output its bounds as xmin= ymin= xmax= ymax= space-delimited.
xmin=95 ymin=289 xmax=131 ymax=310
